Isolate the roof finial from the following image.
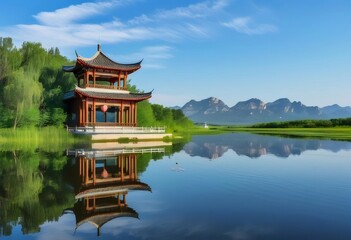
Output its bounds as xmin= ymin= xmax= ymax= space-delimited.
xmin=97 ymin=44 xmax=101 ymax=52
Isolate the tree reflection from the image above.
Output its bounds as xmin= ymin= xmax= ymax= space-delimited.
xmin=0 ymin=140 xmax=188 ymax=237
xmin=0 ymin=150 xmax=74 ymax=236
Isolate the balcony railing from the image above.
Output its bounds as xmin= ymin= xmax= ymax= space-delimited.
xmin=82 ymin=122 xmax=137 ymax=127
xmin=67 ymin=126 xmax=166 ymax=134
xmin=84 ymin=83 xmax=127 ymax=90
xmin=67 ymin=147 xmax=166 ymax=157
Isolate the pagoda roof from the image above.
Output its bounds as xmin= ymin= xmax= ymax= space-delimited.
xmin=75 ymin=205 xmax=139 ymax=229
xmin=64 ymin=86 xmax=152 ymax=102
xmin=75 ymin=182 xmax=152 ymax=200
xmin=63 ymin=45 xmax=142 ymax=73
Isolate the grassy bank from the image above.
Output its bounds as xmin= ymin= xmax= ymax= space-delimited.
xmin=172 ymin=125 xmax=223 ymax=137
xmin=0 ymin=127 xmax=86 ymax=151
xmin=209 ymin=125 xmax=351 ymax=141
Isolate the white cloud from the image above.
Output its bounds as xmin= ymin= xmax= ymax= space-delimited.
xmin=141 ymin=46 xmax=173 ymax=59
xmin=186 ymin=24 xmax=209 ymax=37
xmin=114 ymin=45 xmax=173 ymax=69
xmin=222 ymin=16 xmax=277 ymax=35
xmin=1 ymin=0 xmax=276 ymax=63
xmin=3 ymin=0 xmax=227 ymax=50
xmin=33 ymin=1 xmax=125 ymax=26
xmin=128 ymin=14 xmax=152 ymax=25
xmin=154 ymin=0 xmax=229 ymax=19
xmin=6 ymin=23 xmax=157 ymax=48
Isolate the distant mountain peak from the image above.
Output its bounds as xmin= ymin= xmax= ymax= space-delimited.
xmin=232 ymin=98 xmax=265 ymax=110
xmin=208 ymin=97 xmax=220 ymax=103
xmin=181 ymin=97 xmax=229 ymax=117
xmin=272 ymin=98 xmax=291 ymax=104
xmin=180 ymin=97 xmax=351 ymax=125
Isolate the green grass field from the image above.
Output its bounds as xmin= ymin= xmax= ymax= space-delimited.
xmin=2 ymin=124 xmax=351 ymax=151
xmin=208 ymin=126 xmax=351 ymax=141
xmin=0 ymin=127 xmax=86 ymax=151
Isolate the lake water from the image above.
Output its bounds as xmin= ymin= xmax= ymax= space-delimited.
xmin=1 ymin=133 xmax=350 ymax=239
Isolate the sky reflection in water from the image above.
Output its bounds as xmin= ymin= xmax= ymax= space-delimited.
xmin=2 ymin=133 xmax=351 ymax=239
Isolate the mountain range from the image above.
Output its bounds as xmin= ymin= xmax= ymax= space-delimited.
xmin=180 ymin=97 xmax=351 ymax=125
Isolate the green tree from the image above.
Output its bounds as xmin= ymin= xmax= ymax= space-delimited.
xmin=137 ymin=100 xmax=156 ymax=126
xmin=3 ymin=69 xmax=42 ymax=128
xmin=0 ymin=37 xmax=21 ymax=80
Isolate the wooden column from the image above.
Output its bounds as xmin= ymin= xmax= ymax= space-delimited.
xmin=122 ymin=194 xmax=126 ymax=205
xmin=120 ymin=102 xmax=123 ymax=125
xmin=79 ymin=157 xmax=82 ymax=176
xmin=131 ymin=103 xmax=135 ymax=126
xmin=130 ymin=105 xmax=133 ymax=126
xmin=117 ymin=71 xmax=121 ymax=89
xmin=134 ymin=155 xmax=137 ymax=180
xmin=85 ymin=99 xmax=88 ymax=126
xmin=121 ymin=155 xmax=124 ymax=182
xmin=135 ymin=103 xmax=138 ymax=126
xmin=93 ymin=158 xmax=96 ymax=186
xmin=85 ymin=158 xmax=89 ymax=184
xmin=130 ymin=104 xmax=133 ymax=126
xmin=80 ymin=100 xmax=85 ymax=126
xmin=93 ymin=69 xmax=96 ymax=87
xmin=92 ymin=99 xmax=96 ymax=125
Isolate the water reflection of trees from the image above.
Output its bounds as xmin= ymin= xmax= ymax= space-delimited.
xmin=0 ymin=150 xmax=74 ymax=236
xmin=0 ymin=141 xmax=187 ymax=237
xmin=183 ymin=133 xmax=351 ymax=159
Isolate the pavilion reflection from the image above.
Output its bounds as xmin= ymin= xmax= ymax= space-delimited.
xmin=65 ymin=147 xmax=163 ymax=236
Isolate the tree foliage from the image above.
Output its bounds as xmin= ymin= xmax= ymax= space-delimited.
xmin=3 ymin=69 xmax=42 ymax=128
xmin=0 ymin=37 xmax=192 ymax=130
xmin=128 ymin=82 xmax=194 ymax=131
xmin=0 ymin=37 xmax=75 ymax=128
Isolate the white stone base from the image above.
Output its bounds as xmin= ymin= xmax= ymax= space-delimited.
xmin=90 ymin=133 xmax=172 ymax=141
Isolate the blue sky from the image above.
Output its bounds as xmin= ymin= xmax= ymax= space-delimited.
xmin=1 ymin=0 xmax=351 ymax=107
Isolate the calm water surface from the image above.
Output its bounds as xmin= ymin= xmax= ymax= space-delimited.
xmin=1 ymin=133 xmax=350 ymax=239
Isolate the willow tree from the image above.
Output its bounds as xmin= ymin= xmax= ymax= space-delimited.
xmin=3 ymin=69 xmax=42 ymax=129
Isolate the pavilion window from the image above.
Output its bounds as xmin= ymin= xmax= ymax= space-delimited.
xmin=106 ymin=106 xmax=118 ymax=123
xmin=95 ymin=106 xmax=104 ymax=122
xmin=89 ymin=75 xmax=94 ymax=85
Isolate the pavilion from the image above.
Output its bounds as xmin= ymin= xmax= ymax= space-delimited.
xmin=63 ymin=44 xmax=152 ymax=128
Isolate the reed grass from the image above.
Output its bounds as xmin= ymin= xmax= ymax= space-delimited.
xmin=0 ymin=127 xmax=84 ymax=152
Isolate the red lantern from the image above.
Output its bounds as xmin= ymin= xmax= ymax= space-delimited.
xmin=101 ymin=168 xmax=108 ymax=178
xmin=101 ymin=105 xmax=108 ymax=113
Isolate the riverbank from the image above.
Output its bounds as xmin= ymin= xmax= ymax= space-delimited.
xmin=207 ymin=126 xmax=351 ymax=141
xmin=2 ymin=125 xmax=351 ymax=150
xmin=0 ymin=127 xmax=87 ymax=151
xmin=169 ymin=124 xmax=351 ymax=141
